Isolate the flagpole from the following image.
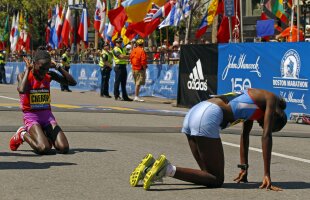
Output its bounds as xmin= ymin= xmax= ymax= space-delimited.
xmin=95 ymin=30 xmax=98 ymax=49
xmin=297 ymin=0 xmax=300 ymax=41
xmin=239 ymin=0 xmax=243 ymax=42
xmin=166 ymin=27 xmax=169 ymax=46
xmin=228 ymin=17 xmax=232 ymax=42
xmin=160 ymin=28 xmax=162 ymax=47
xmin=290 ymin=1 xmax=295 ymax=41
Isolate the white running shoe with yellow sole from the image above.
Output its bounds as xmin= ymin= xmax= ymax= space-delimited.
xmin=130 ymin=154 xmax=155 ymax=187
xmin=143 ymin=154 xmax=169 ymax=190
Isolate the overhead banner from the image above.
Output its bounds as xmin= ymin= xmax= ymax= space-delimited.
xmin=177 ymin=44 xmax=218 ymax=107
xmin=218 ymin=43 xmax=310 ymax=117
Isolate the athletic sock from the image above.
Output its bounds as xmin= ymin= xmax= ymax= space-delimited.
xmin=165 ymin=164 xmax=176 ymax=177
xmin=20 ymin=131 xmax=27 ymax=141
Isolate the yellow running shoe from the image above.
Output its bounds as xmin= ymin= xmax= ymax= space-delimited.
xmin=143 ymin=154 xmax=169 ymax=190
xmin=130 ymin=154 xmax=155 ymax=187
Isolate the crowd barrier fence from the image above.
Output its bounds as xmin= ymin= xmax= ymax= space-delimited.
xmin=3 ymin=63 xmax=179 ymax=99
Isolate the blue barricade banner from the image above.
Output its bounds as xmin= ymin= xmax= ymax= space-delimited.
xmin=51 ymin=64 xmax=101 ymax=91
xmin=4 ymin=62 xmax=25 ymax=84
xmin=49 ymin=63 xmax=178 ymax=99
xmin=126 ymin=65 xmax=160 ymax=97
xmin=4 ymin=62 xmax=178 ymax=99
xmin=218 ymin=43 xmax=310 ymax=116
xmin=153 ymin=64 xmax=179 ymax=99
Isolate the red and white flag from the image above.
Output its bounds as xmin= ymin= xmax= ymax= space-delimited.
xmin=61 ymin=7 xmax=72 ymax=47
xmin=78 ymin=8 xmax=89 ymax=46
xmin=11 ymin=12 xmax=20 ymax=52
xmin=94 ymin=0 xmax=103 ymax=31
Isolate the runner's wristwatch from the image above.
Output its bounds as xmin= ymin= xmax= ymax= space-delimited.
xmin=237 ymin=164 xmax=249 ymax=170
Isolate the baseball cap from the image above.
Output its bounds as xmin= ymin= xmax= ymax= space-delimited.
xmin=115 ymin=38 xmax=123 ymax=43
xmin=136 ymin=39 xmax=144 ymax=45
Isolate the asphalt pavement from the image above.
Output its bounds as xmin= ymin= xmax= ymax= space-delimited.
xmin=0 ymin=84 xmax=309 ymax=200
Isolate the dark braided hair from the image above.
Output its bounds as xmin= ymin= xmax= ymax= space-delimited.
xmin=33 ymin=49 xmax=51 ymax=63
xmin=273 ymin=112 xmax=287 ymax=132
xmin=278 ymin=97 xmax=287 ymax=110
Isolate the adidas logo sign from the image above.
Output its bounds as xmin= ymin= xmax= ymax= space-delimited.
xmin=187 ymin=59 xmax=208 ymax=91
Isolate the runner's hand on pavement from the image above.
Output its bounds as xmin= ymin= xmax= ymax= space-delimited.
xmin=259 ymin=175 xmax=282 ymax=191
xmin=233 ymin=170 xmax=248 ymax=183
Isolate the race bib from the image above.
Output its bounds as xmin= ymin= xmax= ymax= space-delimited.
xmin=29 ymin=89 xmax=50 ymax=109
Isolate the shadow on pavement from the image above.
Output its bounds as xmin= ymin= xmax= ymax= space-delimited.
xmin=68 ymin=148 xmax=116 ymax=154
xmin=0 ymin=161 xmax=76 ymax=170
xmin=0 ymin=151 xmax=42 ymax=157
xmin=222 ymin=182 xmax=260 ymax=189
xmin=223 ymin=181 xmax=310 ymax=190
xmin=0 ymin=148 xmax=116 ymax=156
xmin=139 ymin=181 xmax=310 ymax=191
xmin=274 ymin=181 xmax=310 ymax=189
xmin=145 ymin=183 xmax=207 ymax=191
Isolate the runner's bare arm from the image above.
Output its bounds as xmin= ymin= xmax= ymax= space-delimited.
xmin=17 ymin=57 xmax=32 ymax=93
xmin=49 ymin=61 xmax=77 ymax=86
xmin=234 ymin=120 xmax=253 ymax=183
xmin=259 ymin=93 xmax=282 ymax=191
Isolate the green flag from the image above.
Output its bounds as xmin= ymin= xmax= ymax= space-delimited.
xmin=0 ymin=16 xmax=9 ymax=42
xmin=272 ymin=0 xmax=289 ymax=24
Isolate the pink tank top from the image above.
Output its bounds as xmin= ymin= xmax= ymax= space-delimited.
xmin=19 ymin=71 xmax=52 ymax=112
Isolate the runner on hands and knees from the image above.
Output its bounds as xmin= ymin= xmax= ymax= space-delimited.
xmin=130 ymin=88 xmax=287 ymax=191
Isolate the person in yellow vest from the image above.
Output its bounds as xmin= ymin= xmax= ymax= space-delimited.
xmin=99 ymin=43 xmax=113 ymax=98
xmin=0 ymin=50 xmax=7 ymax=84
xmin=60 ymin=48 xmax=72 ymax=92
xmin=112 ymin=38 xmax=132 ymax=101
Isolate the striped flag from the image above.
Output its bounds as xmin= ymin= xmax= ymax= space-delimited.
xmin=105 ymin=0 xmax=118 ymax=43
xmin=143 ymin=3 xmax=160 ymax=22
xmin=158 ymin=0 xmax=190 ymax=29
xmin=45 ymin=8 xmax=52 ymax=45
xmin=61 ymin=7 xmax=72 ymax=47
xmin=94 ymin=0 xmax=104 ymax=31
xmin=78 ymin=8 xmax=89 ymax=46
xmin=10 ymin=14 xmax=16 ymax=45
xmin=158 ymin=2 xmax=182 ymax=29
xmin=182 ymin=0 xmax=191 ymax=18
xmin=195 ymin=0 xmax=218 ymax=39
xmin=99 ymin=0 xmax=107 ymax=37
xmin=11 ymin=12 xmax=20 ymax=52
xmin=152 ymin=0 xmax=175 ymax=19
xmin=49 ymin=6 xmax=57 ymax=48
xmin=271 ymin=0 xmax=289 ymax=24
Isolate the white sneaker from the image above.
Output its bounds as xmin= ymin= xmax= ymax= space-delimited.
xmin=134 ymin=97 xmax=144 ymax=102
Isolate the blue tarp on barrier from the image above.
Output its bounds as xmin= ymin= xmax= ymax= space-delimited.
xmin=153 ymin=64 xmax=179 ymax=99
xmin=4 ymin=62 xmax=25 ymax=84
xmin=5 ymin=63 xmax=178 ymax=99
xmin=217 ymin=42 xmax=310 ymax=116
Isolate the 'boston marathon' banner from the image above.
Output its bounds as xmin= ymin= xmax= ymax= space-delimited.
xmin=217 ymin=42 xmax=310 ymax=117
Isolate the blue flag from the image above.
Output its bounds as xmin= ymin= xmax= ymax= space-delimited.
xmin=256 ymin=19 xmax=275 ymax=37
